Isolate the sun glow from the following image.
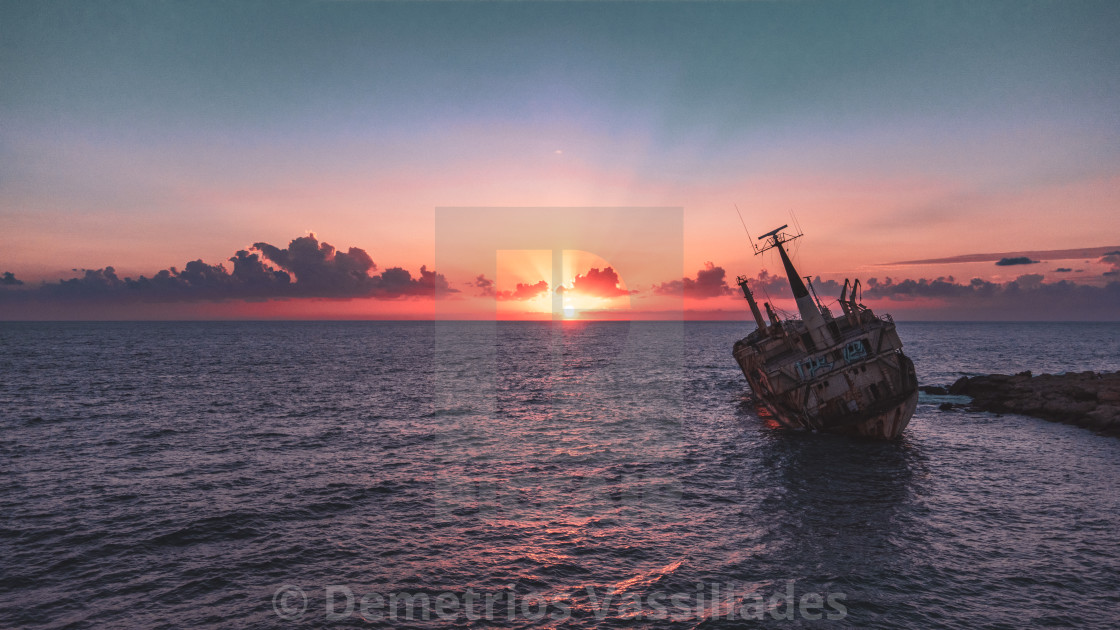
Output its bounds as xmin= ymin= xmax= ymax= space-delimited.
xmin=494 ymin=250 xmax=553 ymax=320
xmin=555 ymin=250 xmax=635 ymax=320
xmin=492 ymin=249 xmax=638 ymax=320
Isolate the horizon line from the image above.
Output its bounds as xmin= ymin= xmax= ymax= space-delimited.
xmin=2 ymin=319 xmax=1118 ymax=324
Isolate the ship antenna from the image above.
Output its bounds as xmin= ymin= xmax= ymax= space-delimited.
xmin=734 ymin=204 xmax=760 ymax=253
xmin=788 ymin=208 xmax=804 ymax=239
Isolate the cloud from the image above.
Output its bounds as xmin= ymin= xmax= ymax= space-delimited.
xmin=375 ymin=265 xmax=453 ymax=298
xmin=253 ymin=234 xmax=374 ymax=294
xmin=1 ymin=272 xmax=23 ymax=286
xmin=748 ymin=269 xmax=792 ymax=296
xmin=5 ymin=234 xmax=453 ymax=303
xmin=737 ymin=268 xmax=1119 ymax=319
xmin=1101 ymin=252 xmax=1120 ymax=277
xmin=863 ymin=273 xmax=1116 ymax=301
xmin=865 ymin=275 xmax=991 ymax=299
xmin=995 ymin=257 xmax=1039 ymax=266
xmin=654 ymin=262 xmax=734 ymax=299
xmin=851 ymin=274 xmax=1120 ymax=320
xmin=253 ymin=233 xmax=446 ymax=298
xmin=1054 ymin=268 xmax=1073 ymax=273
xmin=467 ymin=274 xmax=547 ymax=300
xmin=885 ymin=246 xmax=1120 ymax=266
xmin=558 ymin=267 xmax=635 ymax=298
xmin=729 ymin=269 xmax=843 ymax=299
xmin=497 ymin=280 xmax=549 ymax=301
xmin=652 ymin=280 xmax=684 ymax=296
xmin=650 ymin=264 xmax=1115 ymax=319
xmin=471 ymin=274 xmax=495 ymax=297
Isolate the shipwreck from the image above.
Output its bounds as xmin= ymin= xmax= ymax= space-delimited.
xmin=732 ymin=225 xmax=919 ymax=439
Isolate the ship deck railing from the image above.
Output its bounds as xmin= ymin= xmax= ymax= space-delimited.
xmin=756 ymin=316 xmax=894 ymax=368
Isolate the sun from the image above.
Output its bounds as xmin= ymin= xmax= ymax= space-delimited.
xmin=561 ymin=293 xmax=578 ymax=319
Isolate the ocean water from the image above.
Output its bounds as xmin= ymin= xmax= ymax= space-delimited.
xmin=2 ymin=321 xmax=1119 ymax=629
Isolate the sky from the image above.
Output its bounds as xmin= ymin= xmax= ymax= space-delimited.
xmin=1 ymin=0 xmax=1118 ymax=320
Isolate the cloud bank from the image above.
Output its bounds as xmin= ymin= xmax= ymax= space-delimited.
xmin=654 ymin=262 xmax=734 ymax=299
xmin=727 ymin=269 xmax=1119 ymax=320
xmin=5 ymin=247 xmax=1118 ymax=320
xmin=3 ymin=235 xmax=453 ymax=303
xmin=885 ymin=246 xmax=1120 ymax=266
xmin=858 ymin=274 xmax=1120 ymax=319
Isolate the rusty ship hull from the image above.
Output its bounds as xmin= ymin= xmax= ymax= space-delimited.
xmin=732 ymin=224 xmax=919 ymax=440
xmin=733 ymin=312 xmax=918 ymax=439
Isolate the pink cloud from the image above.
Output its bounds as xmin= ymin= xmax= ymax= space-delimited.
xmin=558 ymin=267 xmax=635 ymax=298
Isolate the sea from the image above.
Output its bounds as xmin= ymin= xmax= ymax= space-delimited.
xmin=2 ymin=321 xmax=1119 ymax=629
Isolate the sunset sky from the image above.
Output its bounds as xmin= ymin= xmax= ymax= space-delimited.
xmin=2 ymin=1 xmax=1118 ymax=320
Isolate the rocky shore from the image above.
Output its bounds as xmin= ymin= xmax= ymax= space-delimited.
xmin=925 ymin=371 xmax=1120 ymax=435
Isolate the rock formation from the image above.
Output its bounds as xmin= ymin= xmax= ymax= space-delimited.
xmin=947 ymin=371 xmax=1120 ymax=435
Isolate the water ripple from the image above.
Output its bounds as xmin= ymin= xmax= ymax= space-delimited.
xmin=0 ymin=321 xmax=1118 ymax=628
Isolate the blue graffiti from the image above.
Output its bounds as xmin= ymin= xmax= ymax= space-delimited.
xmin=795 ymin=355 xmax=835 ymax=380
xmin=843 ymin=340 xmax=868 ymax=363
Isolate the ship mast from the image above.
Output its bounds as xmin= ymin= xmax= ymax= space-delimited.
xmin=736 ymin=275 xmax=768 ymax=332
xmin=754 ymin=225 xmax=831 ymax=348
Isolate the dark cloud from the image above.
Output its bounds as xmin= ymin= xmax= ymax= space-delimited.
xmin=497 ymin=280 xmax=549 ymax=301
xmin=863 ymin=273 xmax=1116 ymax=300
xmin=374 ymin=265 xmax=453 ymax=298
xmin=733 ymin=269 xmax=840 ymax=299
xmin=809 ymin=276 xmax=843 ymax=296
xmin=253 ymin=234 xmax=375 ymax=294
xmin=995 ymin=257 xmax=1039 ymax=266
xmin=1054 ymin=268 xmax=1073 ymax=273
xmin=885 ymin=246 xmax=1120 ymax=266
xmin=749 ymin=269 xmax=792 ymax=297
xmin=467 ymin=274 xmax=548 ymax=300
xmin=686 ymin=266 xmax=845 ymax=302
xmin=47 ymin=267 xmax=127 ymax=298
xmin=660 ymin=266 xmax=1118 ymax=317
xmin=228 ymin=249 xmax=293 ymax=289
xmin=4 ymin=234 xmax=453 ymax=303
xmin=739 ymin=268 xmax=1120 ymax=319
xmin=654 ymin=262 xmax=734 ymax=299
xmin=653 ymin=279 xmax=684 ymax=296
xmin=471 ymin=274 xmax=496 ymax=297
xmin=863 ymin=275 xmax=983 ymax=299
xmin=859 ymin=274 xmax=1120 ymax=319
xmin=1100 ymin=252 xmax=1120 ymax=277
xmin=2 ymin=271 xmax=24 ymax=286
xmin=558 ymin=267 xmax=635 ymax=298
